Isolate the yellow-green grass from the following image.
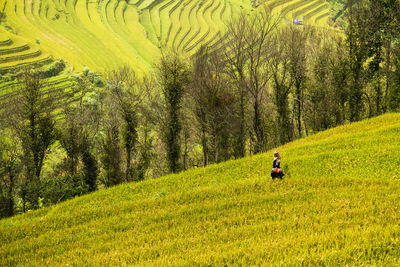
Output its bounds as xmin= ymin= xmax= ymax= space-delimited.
xmin=0 ymin=54 xmax=52 ymax=71
xmin=0 ymin=75 xmax=74 ymax=97
xmin=281 ymin=0 xmax=314 ymax=17
xmin=315 ymin=10 xmax=330 ymax=22
xmin=2 ymin=0 xmax=249 ymax=70
xmin=0 ymin=34 xmax=12 ymax=45
xmin=303 ymin=2 xmax=329 ymax=22
xmin=1 ymin=113 xmax=400 ymax=265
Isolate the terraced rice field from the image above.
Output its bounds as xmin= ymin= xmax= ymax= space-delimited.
xmin=0 ymin=31 xmax=53 ymax=74
xmin=264 ymin=0 xmax=330 ymax=25
xmin=0 ymin=30 xmax=78 ymax=110
xmin=0 ymin=0 xmax=331 ymax=73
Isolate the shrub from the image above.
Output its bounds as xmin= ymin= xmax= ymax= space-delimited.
xmin=38 ymin=59 xmax=66 ymax=78
xmin=83 ymin=66 xmax=90 ymax=75
xmin=40 ymin=174 xmax=89 ymax=206
xmin=92 ymin=75 xmax=104 ymax=87
xmin=0 ymin=73 xmax=14 ymax=82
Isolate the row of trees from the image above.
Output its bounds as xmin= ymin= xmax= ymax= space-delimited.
xmin=1 ymin=0 xmax=399 ymax=218
xmin=0 ymin=68 xmax=155 ymax=216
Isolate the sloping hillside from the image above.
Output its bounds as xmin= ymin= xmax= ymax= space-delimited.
xmin=1 ymin=113 xmax=400 ymax=265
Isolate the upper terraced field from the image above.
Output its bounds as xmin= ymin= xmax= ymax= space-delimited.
xmin=0 ymin=31 xmax=53 ymax=73
xmin=0 ymin=30 xmax=77 ymax=109
xmin=0 ymin=0 xmax=332 ymax=73
xmin=264 ymin=0 xmax=331 ymax=25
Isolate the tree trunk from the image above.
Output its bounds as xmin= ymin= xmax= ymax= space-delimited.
xmin=296 ymin=83 xmax=301 ymax=136
xmin=253 ymin=98 xmax=264 ymax=153
xmin=376 ymin=78 xmax=381 ymax=115
xmin=201 ymin=123 xmax=208 ymax=167
xmin=7 ymin=165 xmax=14 ymax=217
xmin=126 ymin=149 xmax=131 ymax=182
xmin=238 ymin=90 xmax=246 ymax=157
xmin=341 ymin=100 xmax=346 ymax=123
xmin=384 ymin=40 xmax=391 ymax=112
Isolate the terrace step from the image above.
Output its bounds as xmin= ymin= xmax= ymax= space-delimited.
xmin=0 ymin=38 xmax=12 ymax=46
xmin=303 ymin=3 xmax=329 ymax=20
xmin=0 ymin=54 xmax=53 ymax=74
xmin=0 ymin=49 xmax=42 ymax=64
xmin=315 ymin=11 xmax=330 ymax=22
xmin=0 ymin=44 xmax=30 ymax=56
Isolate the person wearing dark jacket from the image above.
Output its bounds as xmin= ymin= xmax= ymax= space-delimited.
xmin=271 ymin=151 xmax=284 ymax=179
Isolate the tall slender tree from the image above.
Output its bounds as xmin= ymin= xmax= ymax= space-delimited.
xmin=271 ymin=27 xmax=294 ymax=144
xmin=106 ymin=66 xmax=146 ymax=181
xmin=346 ymin=0 xmax=370 ymax=121
xmin=288 ymin=25 xmax=309 ymax=137
xmin=244 ymin=8 xmax=280 ymax=153
xmin=158 ymin=53 xmax=190 ymax=173
xmin=224 ymin=14 xmax=249 ymax=158
xmin=8 ymin=71 xmax=57 ymax=210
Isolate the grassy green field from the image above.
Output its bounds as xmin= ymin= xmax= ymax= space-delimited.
xmin=0 ymin=0 xmax=332 ymax=73
xmin=1 ymin=113 xmax=400 ymax=265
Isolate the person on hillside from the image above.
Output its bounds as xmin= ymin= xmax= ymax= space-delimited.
xmin=271 ymin=151 xmax=284 ymax=180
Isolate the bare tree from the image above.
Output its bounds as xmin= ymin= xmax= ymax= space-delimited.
xmin=223 ymin=9 xmax=280 ymax=154
xmin=190 ymin=46 xmax=236 ymax=164
xmin=288 ymin=25 xmax=310 ymax=137
xmin=223 ymin=14 xmax=249 ymax=158
xmin=245 ymin=8 xmax=280 ymax=153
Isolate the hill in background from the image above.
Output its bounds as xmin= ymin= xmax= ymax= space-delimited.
xmin=1 ymin=113 xmax=400 ymax=265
